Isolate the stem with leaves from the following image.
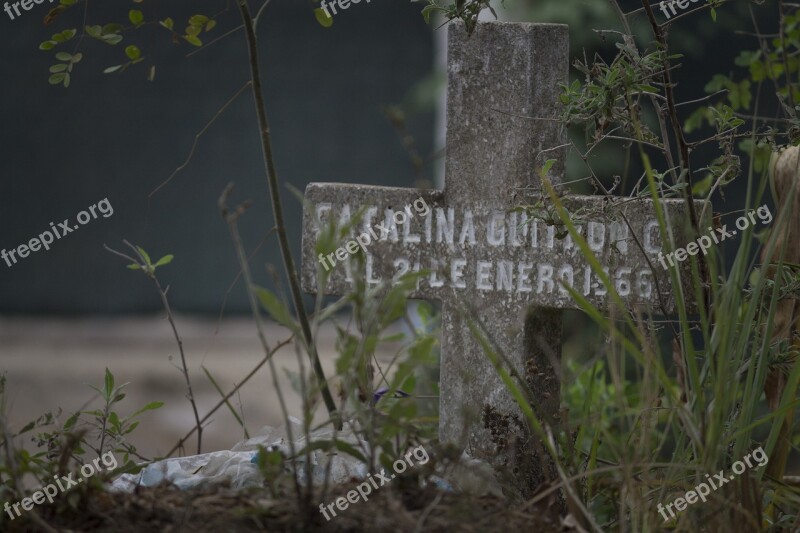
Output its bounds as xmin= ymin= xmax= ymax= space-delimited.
xmin=235 ymin=0 xmax=339 ymax=427
xmin=104 ymin=241 xmax=203 ymax=454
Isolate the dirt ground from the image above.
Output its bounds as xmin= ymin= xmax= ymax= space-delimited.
xmin=4 ymin=480 xmax=565 ymax=532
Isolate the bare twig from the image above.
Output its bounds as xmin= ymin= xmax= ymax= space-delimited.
xmin=640 ymin=0 xmax=710 ymax=307
xmin=201 ymin=366 xmax=250 ymax=439
xmin=218 ymin=182 xmax=304 ymax=505
xmin=164 ymin=335 xmax=294 ymax=459
xmin=253 ymin=0 xmax=273 ymax=30
xmin=186 ymin=24 xmax=245 ymax=58
xmin=149 ymin=82 xmax=251 ymax=197
xmin=215 ymin=226 xmax=276 ymax=333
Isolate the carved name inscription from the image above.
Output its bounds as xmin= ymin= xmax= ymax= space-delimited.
xmin=302 ymin=189 xmax=685 ymax=311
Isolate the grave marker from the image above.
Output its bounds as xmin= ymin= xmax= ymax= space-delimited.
xmin=302 ymin=21 xmax=701 ymax=496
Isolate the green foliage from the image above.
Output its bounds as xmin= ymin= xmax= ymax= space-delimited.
xmin=0 ymin=369 xmax=161 ymax=527
xmin=314 ymin=7 xmax=333 ymax=28
xmin=85 ymin=23 xmax=124 ymax=45
xmin=47 ymin=51 xmax=81 ymax=88
xmin=302 ymin=212 xmax=439 ymax=474
xmin=560 ymin=45 xmax=673 ymax=148
xmin=467 ymin=1 xmax=800 ymax=527
xmin=37 ymin=6 xmax=220 ymax=86
xmin=255 ymin=286 xmax=301 ymax=337
xmin=77 ymin=368 xmax=163 ymax=463
xmin=39 ymin=28 xmax=76 ymax=51
xmin=183 ymin=14 xmax=216 ymax=46
xmin=684 ymin=75 xmax=752 ymax=134
xmin=125 ymin=245 xmax=174 ymax=277
xmin=419 ymin=0 xmax=504 ymax=33
xmin=253 ymin=444 xmax=287 ymax=498
xmin=128 ymin=9 xmax=144 ymax=28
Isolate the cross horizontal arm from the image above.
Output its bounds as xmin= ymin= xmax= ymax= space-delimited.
xmin=303 ymin=183 xmax=704 ymax=313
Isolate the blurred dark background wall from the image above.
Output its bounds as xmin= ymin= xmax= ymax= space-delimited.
xmin=0 ymin=0 xmax=436 ymax=314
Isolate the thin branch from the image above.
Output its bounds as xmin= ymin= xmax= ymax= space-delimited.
xmin=676 ymin=88 xmax=729 ymax=108
xmin=253 ymin=0 xmax=273 ymax=30
xmin=641 ymin=0 xmax=709 ymax=304
xmin=235 ymin=0 xmax=339 ymax=425
xmin=779 ymin=0 xmax=796 ymax=109
xmin=149 ymin=82 xmax=251 ymax=197
xmin=201 ymin=366 xmax=250 ymax=440
xmin=163 ymin=336 xmax=294 ymax=459
xmin=186 ymin=24 xmax=245 ymax=58
xmin=662 ymin=0 xmax=731 ymax=28
xmin=219 ymin=182 xmax=303 ymax=504
xmin=215 ymin=226 xmax=277 ymax=334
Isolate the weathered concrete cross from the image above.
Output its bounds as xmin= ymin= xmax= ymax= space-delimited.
xmin=302 ymin=21 xmax=699 ymax=496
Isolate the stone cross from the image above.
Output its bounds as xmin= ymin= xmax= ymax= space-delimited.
xmin=301 ymin=21 xmax=700 ymax=496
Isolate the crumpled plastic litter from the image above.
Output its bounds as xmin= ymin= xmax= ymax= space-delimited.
xmin=110 ymin=417 xmax=502 ymax=498
xmin=110 ymin=450 xmax=261 ymax=492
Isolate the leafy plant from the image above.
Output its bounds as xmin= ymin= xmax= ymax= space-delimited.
xmin=0 ymin=369 xmax=158 ymax=529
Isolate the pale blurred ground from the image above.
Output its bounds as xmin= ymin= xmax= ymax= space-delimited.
xmin=0 ymin=316 xmax=408 ymax=459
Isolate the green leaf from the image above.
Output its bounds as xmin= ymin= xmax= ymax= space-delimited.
xmin=103 ymin=23 xmax=124 ymax=34
xmin=184 ymin=35 xmax=202 ymax=47
xmin=205 ymin=19 xmax=216 ymax=32
xmin=160 ymin=17 xmax=174 ymax=31
xmin=421 ymin=4 xmax=440 ymax=24
xmin=136 ymin=246 xmax=151 ymax=265
xmin=48 ymin=73 xmax=66 ymax=85
xmin=154 ymin=254 xmax=173 ymax=267
xmin=64 ymin=412 xmax=80 ymax=430
xmin=129 ymin=9 xmax=144 ymax=26
xmin=39 ymin=40 xmax=57 ymax=50
xmin=104 ymin=368 xmax=115 ymax=399
xmin=735 ymin=50 xmax=760 ymax=67
xmin=189 ymin=14 xmax=209 ymax=26
xmin=85 ymin=25 xmax=102 ymax=38
xmin=49 ymin=64 xmax=68 ymax=73
xmin=55 ymin=51 xmax=72 ymax=61
xmin=101 ymin=34 xmax=123 ymax=45
xmin=380 ymin=332 xmax=406 ymax=343
xmin=691 ymin=174 xmax=713 ymax=197
xmin=125 ymin=45 xmax=141 ymax=61
xmin=255 ymin=287 xmax=297 ymax=330
xmin=634 ymin=84 xmax=659 ymax=94
xmin=126 ymin=262 xmax=141 ymax=270
xmin=63 ymin=73 xmax=70 ymax=88
xmin=129 ymin=401 xmax=164 ymax=419
xmin=314 ymin=7 xmax=333 ymax=28
xmin=17 ymin=421 xmax=36 ymax=435
xmin=61 ymin=29 xmax=76 ymax=40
